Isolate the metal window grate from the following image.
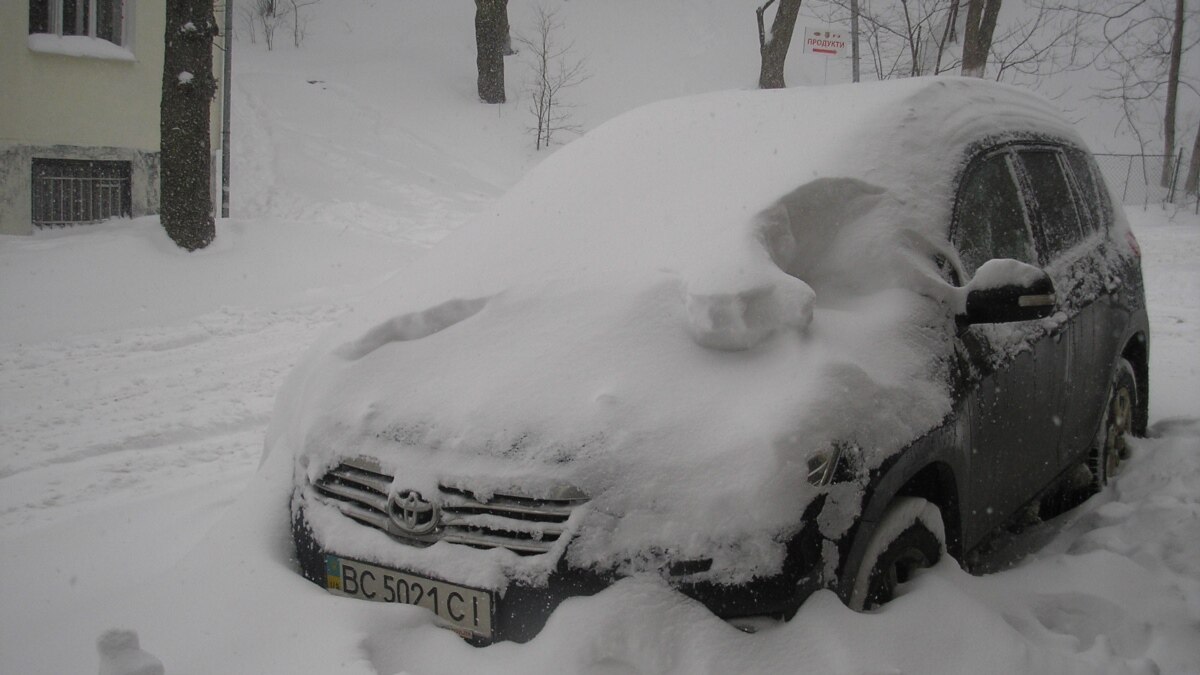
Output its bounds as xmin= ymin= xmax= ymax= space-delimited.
xmin=32 ymin=158 xmax=132 ymax=228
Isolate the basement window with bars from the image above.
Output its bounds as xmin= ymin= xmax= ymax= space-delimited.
xmin=29 ymin=0 xmax=126 ymax=46
xmin=32 ymin=158 xmax=132 ymax=228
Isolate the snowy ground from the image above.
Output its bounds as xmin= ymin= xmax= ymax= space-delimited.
xmin=2 ymin=2 xmax=1199 ymax=673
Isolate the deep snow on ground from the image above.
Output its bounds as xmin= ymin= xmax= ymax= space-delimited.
xmin=2 ymin=1 xmax=1199 ymax=673
xmin=2 ymin=206 xmax=1197 ymax=675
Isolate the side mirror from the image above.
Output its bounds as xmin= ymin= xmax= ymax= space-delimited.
xmin=960 ymin=259 xmax=1056 ymax=325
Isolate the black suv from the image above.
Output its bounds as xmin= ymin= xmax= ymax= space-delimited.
xmin=280 ymin=78 xmax=1148 ymax=643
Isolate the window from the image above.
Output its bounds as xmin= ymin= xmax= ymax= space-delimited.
xmin=1062 ymin=147 xmax=1112 ymax=234
xmin=29 ymin=0 xmax=125 ymax=45
xmin=952 ymin=151 xmax=1037 ymax=277
xmin=31 ymin=158 xmax=132 ymax=228
xmin=1017 ymin=149 xmax=1086 ymax=263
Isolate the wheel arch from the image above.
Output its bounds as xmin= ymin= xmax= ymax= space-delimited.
xmin=835 ymin=443 xmax=965 ymax=601
xmin=892 ymin=462 xmax=963 ymax=560
xmin=1120 ymin=331 xmax=1149 ymax=435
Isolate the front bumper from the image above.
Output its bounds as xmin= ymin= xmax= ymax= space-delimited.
xmin=291 ymin=496 xmax=826 ymax=644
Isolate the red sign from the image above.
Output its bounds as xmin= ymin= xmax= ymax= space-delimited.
xmin=804 ymin=28 xmax=846 ymax=56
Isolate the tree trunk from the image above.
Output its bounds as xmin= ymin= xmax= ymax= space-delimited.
xmin=934 ymin=0 xmax=960 ymax=75
xmin=161 ymin=0 xmax=217 ymax=251
xmin=902 ymin=0 xmax=919 ymax=76
xmin=500 ymin=0 xmax=515 ymax=55
xmin=758 ymin=0 xmax=803 ymax=89
xmin=1185 ymin=120 xmax=1200 ymax=196
xmin=850 ymin=0 xmax=860 ymax=82
xmin=1163 ymin=0 xmax=1184 ymax=187
xmin=961 ymin=0 xmax=1002 ymax=78
xmin=475 ymin=0 xmax=507 ymax=103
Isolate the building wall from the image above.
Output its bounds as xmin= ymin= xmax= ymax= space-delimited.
xmin=0 ymin=143 xmax=160 ymax=232
xmin=0 ymin=1 xmax=165 ymax=152
xmin=1 ymin=3 xmax=230 ymax=236
xmin=0 ymin=0 xmax=165 ymax=235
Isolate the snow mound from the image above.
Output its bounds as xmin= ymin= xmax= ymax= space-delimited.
xmin=682 ymin=267 xmax=814 ymax=351
xmin=338 ymin=296 xmax=491 ymax=360
xmin=96 ymin=629 xmax=164 ymax=675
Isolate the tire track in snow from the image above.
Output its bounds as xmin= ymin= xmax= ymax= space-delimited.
xmin=0 ymin=304 xmax=343 ymax=530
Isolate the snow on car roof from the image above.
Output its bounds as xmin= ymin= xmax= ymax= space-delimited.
xmin=271 ymin=78 xmax=1084 ymax=587
xmin=347 ymin=77 xmax=1080 ymax=306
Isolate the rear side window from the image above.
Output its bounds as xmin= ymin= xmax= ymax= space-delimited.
xmin=953 ymin=152 xmax=1036 ymax=277
xmin=1017 ymin=149 xmax=1086 ymax=263
xmin=1063 ymin=147 xmax=1112 ymax=233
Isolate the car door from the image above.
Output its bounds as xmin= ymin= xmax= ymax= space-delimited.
xmin=951 ymin=147 xmax=1069 ymax=543
xmin=1061 ymin=148 xmax=1141 ymax=455
xmin=1011 ymin=147 xmax=1108 ymax=465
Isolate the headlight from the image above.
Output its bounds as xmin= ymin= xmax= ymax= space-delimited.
xmin=806 ymin=444 xmax=846 ymax=486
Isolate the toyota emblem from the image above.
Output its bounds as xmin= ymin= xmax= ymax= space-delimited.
xmin=387 ymin=489 xmax=440 ymax=537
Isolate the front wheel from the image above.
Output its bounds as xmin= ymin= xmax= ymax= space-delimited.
xmin=1089 ymin=358 xmax=1137 ymax=491
xmin=848 ymin=497 xmax=944 ymax=611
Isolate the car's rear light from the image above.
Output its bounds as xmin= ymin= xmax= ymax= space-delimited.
xmin=1125 ymin=230 xmax=1141 ymax=258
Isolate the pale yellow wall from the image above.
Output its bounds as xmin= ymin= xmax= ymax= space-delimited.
xmin=1 ymin=2 xmax=228 ymax=234
xmin=0 ymin=0 xmax=165 ymax=152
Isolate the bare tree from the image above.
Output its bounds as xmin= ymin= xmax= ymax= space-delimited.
xmin=934 ymin=0 xmax=961 ymax=75
xmin=253 ymin=0 xmax=285 ymax=50
xmin=241 ymin=0 xmax=317 ymax=50
xmin=515 ymin=5 xmax=588 ymax=150
xmin=757 ymin=0 xmax=804 ymax=89
xmin=287 ymin=0 xmax=321 ymax=48
xmin=1185 ymin=119 xmax=1200 ymax=194
xmin=1164 ymin=0 xmax=1185 ymax=185
xmin=851 ymin=0 xmax=861 ymax=80
xmin=962 ymin=0 xmax=1003 ymax=77
xmin=988 ymin=0 xmax=1091 ymax=85
xmin=475 ymin=0 xmax=508 ymax=103
xmin=239 ymin=4 xmax=258 ymax=44
xmin=161 ymin=0 xmax=219 ymax=250
xmin=816 ymin=0 xmax=1086 ymax=86
xmin=900 ymin=0 xmax=921 ymax=76
xmin=1075 ymin=0 xmax=1199 ymax=186
xmin=814 ymin=0 xmax=959 ymax=80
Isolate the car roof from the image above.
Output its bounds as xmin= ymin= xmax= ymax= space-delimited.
xmin=392 ymin=78 xmax=1083 ymax=302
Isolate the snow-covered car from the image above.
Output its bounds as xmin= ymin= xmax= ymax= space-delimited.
xmin=274 ymin=77 xmax=1148 ymax=644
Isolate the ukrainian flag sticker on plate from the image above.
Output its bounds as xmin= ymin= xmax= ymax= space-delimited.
xmin=325 ymin=555 xmax=342 ymax=590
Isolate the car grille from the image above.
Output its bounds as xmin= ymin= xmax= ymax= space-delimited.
xmin=312 ymin=458 xmax=587 ymax=556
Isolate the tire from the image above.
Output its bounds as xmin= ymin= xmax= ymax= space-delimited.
xmin=849 ymin=497 xmax=944 ymax=611
xmin=1089 ymin=358 xmax=1137 ymax=491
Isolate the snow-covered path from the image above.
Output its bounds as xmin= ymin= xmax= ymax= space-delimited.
xmin=0 ymin=303 xmax=340 ymax=533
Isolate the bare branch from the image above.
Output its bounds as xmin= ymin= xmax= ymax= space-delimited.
xmin=514 ymin=5 xmax=589 ymax=150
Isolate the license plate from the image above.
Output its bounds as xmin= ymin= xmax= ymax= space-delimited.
xmin=324 ymin=555 xmax=494 ymax=639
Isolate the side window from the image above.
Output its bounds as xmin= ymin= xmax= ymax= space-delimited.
xmin=953 ymin=151 xmax=1036 ymax=278
xmin=1017 ymin=149 xmax=1085 ymax=263
xmin=1063 ymin=147 xmax=1112 ymax=233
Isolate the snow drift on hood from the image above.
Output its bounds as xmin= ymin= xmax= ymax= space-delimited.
xmin=268 ymin=78 xmax=1085 ymax=587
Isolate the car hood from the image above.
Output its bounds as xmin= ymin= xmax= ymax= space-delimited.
xmin=284 ymin=274 xmax=953 ymax=585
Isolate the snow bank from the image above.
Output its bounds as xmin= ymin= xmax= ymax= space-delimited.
xmin=96 ymin=629 xmax=164 ymax=675
xmin=0 ymin=217 xmax=420 ymax=344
